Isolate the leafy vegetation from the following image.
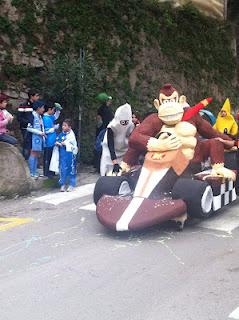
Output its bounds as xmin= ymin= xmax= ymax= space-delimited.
xmin=42 ymin=54 xmax=104 ymax=163
xmin=0 ymin=0 xmax=238 ymax=162
xmin=43 ymin=1 xmax=238 ymax=109
xmin=0 ymin=16 xmax=15 ymax=43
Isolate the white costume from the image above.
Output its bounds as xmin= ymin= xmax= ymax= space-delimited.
xmin=100 ymin=103 xmax=134 ymax=176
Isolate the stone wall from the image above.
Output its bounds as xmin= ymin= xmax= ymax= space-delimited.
xmin=158 ymin=0 xmax=225 ymax=19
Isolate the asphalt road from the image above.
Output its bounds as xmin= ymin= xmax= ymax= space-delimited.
xmin=0 ymin=180 xmax=239 ymax=320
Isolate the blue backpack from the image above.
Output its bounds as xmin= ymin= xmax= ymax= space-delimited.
xmin=95 ymin=129 xmax=107 ymax=152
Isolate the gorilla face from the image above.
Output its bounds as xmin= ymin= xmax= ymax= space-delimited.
xmin=158 ymin=100 xmax=184 ymax=125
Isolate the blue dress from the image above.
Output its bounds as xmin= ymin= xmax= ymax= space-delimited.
xmin=31 ymin=112 xmax=44 ymax=152
xmin=57 ymin=132 xmax=77 ymax=187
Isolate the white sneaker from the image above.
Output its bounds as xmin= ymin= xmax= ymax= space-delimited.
xmin=60 ymin=185 xmax=66 ymax=192
xmin=67 ymin=186 xmax=74 ymax=192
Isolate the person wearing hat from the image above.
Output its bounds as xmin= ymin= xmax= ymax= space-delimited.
xmin=96 ymin=92 xmax=113 ymax=136
xmin=94 ymin=92 xmax=114 ymax=172
xmin=26 ymin=100 xmax=46 ymax=178
xmin=42 ymin=101 xmax=62 ymax=177
xmin=17 ymin=89 xmax=40 ymax=159
xmin=0 ymin=94 xmax=17 ymax=145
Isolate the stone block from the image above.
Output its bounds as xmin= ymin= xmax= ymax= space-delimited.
xmin=0 ymin=142 xmax=31 ymax=197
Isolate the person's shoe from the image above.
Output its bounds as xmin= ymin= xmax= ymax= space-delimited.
xmin=30 ymin=174 xmax=39 ymax=179
xmin=60 ymin=185 xmax=66 ymax=192
xmin=67 ymin=186 xmax=74 ymax=192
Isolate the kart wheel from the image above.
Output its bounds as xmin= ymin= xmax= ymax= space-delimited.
xmin=93 ymin=176 xmax=131 ymax=205
xmin=172 ymin=178 xmax=213 ymax=218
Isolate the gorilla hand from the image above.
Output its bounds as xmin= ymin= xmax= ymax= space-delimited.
xmin=147 ymin=133 xmax=182 ymax=152
xmin=210 ymin=163 xmax=236 ymax=181
xmin=120 ymin=161 xmax=131 ymax=174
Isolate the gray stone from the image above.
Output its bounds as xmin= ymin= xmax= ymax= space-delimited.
xmin=3 ymin=89 xmax=19 ymax=99
xmin=12 ymin=51 xmax=44 ymax=68
xmin=0 ymin=49 xmax=8 ymax=62
xmin=29 ymin=57 xmax=44 ymax=68
xmin=0 ymin=142 xmax=31 ymax=197
xmin=3 ymin=0 xmax=19 ymax=21
xmin=19 ymin=92 xmax=28 ymax=99
xmin=12 ymin=52 xmax=29 ymax=65
xmin=1 ymin=35 xmax=11 ymax=46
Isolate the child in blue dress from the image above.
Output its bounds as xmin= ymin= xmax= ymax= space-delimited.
xmin=56 ymin=119 xmax=78 ymax=192
xmin=27 ymin=100 xmax=46 ymax=178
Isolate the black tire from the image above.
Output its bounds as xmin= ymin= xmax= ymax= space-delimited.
xmin=93 ymin=176 xmax=131 ymax=205
xmin=172 ymin=178 xmax=213 ymax=218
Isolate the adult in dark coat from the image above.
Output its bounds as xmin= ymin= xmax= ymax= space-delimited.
xmin=96 ymin=92 xmax=114 ymax=136
xmin=94 ymin=93 xmax=114 ymax=172
xmin=17 ymin=89 xmax=40 ymax=159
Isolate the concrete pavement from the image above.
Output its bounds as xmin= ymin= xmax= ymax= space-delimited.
xmin=0 ymin=167 xmax=239 ymax=320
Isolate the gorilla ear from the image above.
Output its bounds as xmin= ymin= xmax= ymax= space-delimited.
xmin=179 ymin=95 xmax=187 ymax=104
xmin=154 ymin=99 xmax=160 ymax=110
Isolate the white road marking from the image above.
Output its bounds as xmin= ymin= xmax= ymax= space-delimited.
xmin=80 ymin=203 xmax=96 ymax=211
xmin=198 ymin=210 xmax=239 ymax=233
xmin=34 ymin=183 xmax=95 ymax=205
xmin=229 ymin=307 xmax=239 ymax=319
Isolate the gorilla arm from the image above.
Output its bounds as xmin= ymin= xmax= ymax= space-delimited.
xmin=195 ymin=113 xmax=232 ymax=144
xmin=127 ymin=113 xmax=163 ymax=152
xmin=122 ymin=113 xmax=163 ymax=168
xmin=122 ymin=113 xmax=182 ymax=170
xmin=194 ymin=114 xmax=235 ymax=180
xmin=147 ymin=133 xmax=182 ymax=151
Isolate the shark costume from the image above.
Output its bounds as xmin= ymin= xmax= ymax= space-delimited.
xmin=100 ymin=103 xmax=134 ymax=176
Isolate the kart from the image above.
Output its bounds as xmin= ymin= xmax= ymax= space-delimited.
xmin=93 ymin=140 xmax=238 ymax=232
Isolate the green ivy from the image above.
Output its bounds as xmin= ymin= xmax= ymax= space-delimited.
xmin=0 ymin=79 xmax=6 ymax=90
xmin=11 ymin=0 xmax=41 ymax=53
xmin=3 ymin=63 xmax=31 ymax=81
xmin=0 ymin=16 xmax=16 ymax=43
xmin=1 ymin=0 xmax=239 ymax=162
xmin=42 ymin=54 xmax=104 ymax=163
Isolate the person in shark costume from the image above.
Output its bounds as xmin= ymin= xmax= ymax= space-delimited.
xmin=100 ymin=103 xmax=134 ymax=176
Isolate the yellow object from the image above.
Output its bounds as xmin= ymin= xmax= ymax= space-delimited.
xmin=213 ymin=98 xmax=238 ymax=136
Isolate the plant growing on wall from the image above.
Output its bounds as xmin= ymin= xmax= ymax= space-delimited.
xmin=0 ymin=0 xmax=238 ymax=163
xmin=42 ymin=53 xmax=104 ymax=163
